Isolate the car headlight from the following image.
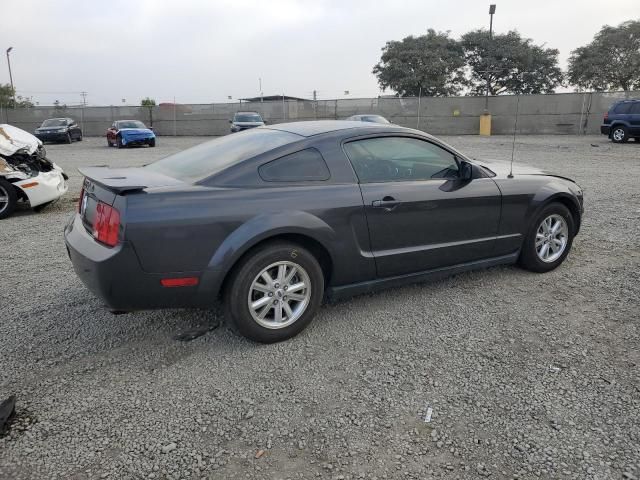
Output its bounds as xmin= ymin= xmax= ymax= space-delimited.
xmin=58 ymin=128 xmax=67 ymax=133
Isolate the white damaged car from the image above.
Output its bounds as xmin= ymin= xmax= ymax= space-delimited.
xmin=0 ymin=124 xmax=68 ymax=219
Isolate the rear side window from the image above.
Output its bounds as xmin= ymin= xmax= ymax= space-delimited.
xmin=146 ymin=129 xmax=301 ymax=182
xmin=614 ymin=103 xmax=633 ymax=114
xmin=259 ymin=148 xmax=330 ymax=182
xmin=630 ymin=102 xmax=640 ymax=114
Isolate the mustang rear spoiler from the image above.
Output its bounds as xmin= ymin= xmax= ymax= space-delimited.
xmin=78 ymin=166 xmax=184 ymax=194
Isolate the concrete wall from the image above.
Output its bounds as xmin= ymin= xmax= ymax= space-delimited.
xmin=1 ymin=91 xmax=637 ymax=137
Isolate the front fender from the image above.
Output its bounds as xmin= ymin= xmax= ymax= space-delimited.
xmin=525 ymin=179 xmax=583 ymax=233
xmin=200 ymin=211 xmax=336 ymax=295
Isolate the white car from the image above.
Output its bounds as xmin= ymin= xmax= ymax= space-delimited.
xmin=0 ymin=124 xmax=68 ymax=220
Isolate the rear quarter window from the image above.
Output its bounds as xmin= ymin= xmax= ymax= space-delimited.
xmin=145 ymin=128 xmax=301 ymax=182
xmin=614 ymin=103 xmax=633 ymax=114
xmin=259 ymin=148 xmax=330 ymax=182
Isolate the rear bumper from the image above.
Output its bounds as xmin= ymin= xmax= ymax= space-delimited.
xmin=600 ymin=125 xmax=610 ymax=135
xmin=64 ymin=214 xmax=216 ymax=310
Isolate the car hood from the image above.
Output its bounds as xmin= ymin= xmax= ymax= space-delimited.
xmin=233 ymin=122 xmax=264 ymax=127
xmin=0 ymin=124 xmax=43 ymax=156
xmin=473 ymin=158 xmax=576 ymax=183
xmin=36 ymin=126 xmax=67 ymax=132
xmin=119 ymin=128 xmax=154 ymax=135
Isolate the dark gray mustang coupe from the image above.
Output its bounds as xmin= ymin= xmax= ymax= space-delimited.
xmin=65 ymin=121 xmax=583 ymax=343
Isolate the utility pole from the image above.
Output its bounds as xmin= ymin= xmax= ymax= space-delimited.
xmin=484 ymin=4 xmax=496 ymax=112
xmin=6 ymin=47 xmax=16 ymax=108
xmin=313 ymin=90 xmax=317 ymax=120
xmin=259 ymin=78 xmax=263 ymax=103
xmin=480 ymin=4 xmax=496 ymax=136
xmin=80 ymin=91 xmax=88 ymax=106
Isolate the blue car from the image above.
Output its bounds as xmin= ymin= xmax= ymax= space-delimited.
xmin=107 ymin=120 xmax=156 ymax=148
xmin=600 ymin=99 xmax=640 ymax=143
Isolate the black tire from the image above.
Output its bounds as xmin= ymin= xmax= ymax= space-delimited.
xmin=65 ymin=133 xmax=72 ymax=144
xmin=611 ymin=125 xmax=628 ymax=143
xmin=519 ymin=202 xmax=575 ymax=273
xmin=107 ymin=137 xmax=112 ymax=147
xmin=77 ymin=133 xmax=83 ymax=141
xmin=0 ymin=179 xmax=18 ymax=220
xmin=116 ymin=135 xmax=124 ymax=149
xmin=148 ymin=138 xmax=156 ymax=147
xmin=224 ymin=241 xmax=324 ymax=343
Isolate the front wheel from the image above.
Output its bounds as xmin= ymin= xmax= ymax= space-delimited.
xmin=0 ymin=179 xmax=18 ymax=220
xmin=611 ymin=125 xmax=628 ymax=143
xmin=519 ymin=202 xmax=575 ymax=273
xmin=224 ymin=242 xmax=324 ymax=343
xmin=116 ymin=135 xmax=124 ymax=149
xmin=148 ymin=138 xmax=156 ymax=147
xmin=65 ymin=133 xmax=72 ymax=144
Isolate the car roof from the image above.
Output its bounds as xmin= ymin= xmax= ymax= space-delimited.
xmin=235 ymin=111 xmax=261 ymax=115
xmin=264 ymin=120 xmax=405 ymax=137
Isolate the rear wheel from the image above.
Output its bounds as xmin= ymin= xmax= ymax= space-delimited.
xmin=77 ymin=132 xmax=83 ymax=141
xmin=65 ymin=133 xmax=72 ymax=144
xmin=519 ymin=202 xmax=575 ymax=273
xmin=611 ymin=125 xmax=628 ymax=143
xmin=224 ymin=242 xmax=324 ymax=343
xmin=116 ymin=135 xmax=124 ymax=148
xmin=0 ymin=179 xmax=18 ymax=220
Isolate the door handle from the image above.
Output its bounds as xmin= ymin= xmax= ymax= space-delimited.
xmin=372 ymin=196 xmax=400 ymax=210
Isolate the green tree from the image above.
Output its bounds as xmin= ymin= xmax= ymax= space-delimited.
xmin=141 ymin=97 xmax=156 ymax=126
xmin=461 ymin=30 xmax=563 ymax=95
xmin=568 ymin=20 xmax=640 ymax=92
xmin=372 ymin=30 xmax=466 ymax=97
xmin=0 ymin=83 xmax=34 ymax=108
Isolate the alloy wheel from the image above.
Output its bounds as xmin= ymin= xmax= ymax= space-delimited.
xmin=247 ymin=261 xmax=311 ymax=329
xmin=0 ymin=185 xmax=8 ymax=214
xmin=612 ymin=128 xmax=625 ymax=142
xmin=535 ymin=214 xmax=568 ymax=263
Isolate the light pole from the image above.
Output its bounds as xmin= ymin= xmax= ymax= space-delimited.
xmin=6 ymin=47 xmax=16 ymax=108
xmin=484 ymin=5 xmax=496 ymax=112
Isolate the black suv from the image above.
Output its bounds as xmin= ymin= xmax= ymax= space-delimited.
xmin=601 ymin=99 xmax=640 ymax=143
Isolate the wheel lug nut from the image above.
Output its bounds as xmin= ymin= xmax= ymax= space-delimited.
xmin=274 ymin=283 xmax=280 ymax=288
xmin=268 ymin=292 xmax=273 ymax=297
xmin=283 ymin=286 xmax=288 ymax=290
xmin=274 ymin=300 xmax=279 ymax=304
xmin=283 ymin=296 xmax=287 ymax=300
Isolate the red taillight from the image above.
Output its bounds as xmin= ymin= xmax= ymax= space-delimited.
xmin=160 ymin=277 xmax=199 ymax=288
xmin=604 ymin=112 xmax=609 ymax=121
xmin=77 ymin=186 xmax=84 ymax=213
xmin=93 ymin=202 xmax=120 ymax=247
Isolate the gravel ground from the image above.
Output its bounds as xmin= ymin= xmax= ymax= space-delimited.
xmin=0 ymin=135 xmax=638 ymax=480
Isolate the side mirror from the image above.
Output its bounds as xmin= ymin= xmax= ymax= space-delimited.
xmin=228 ymin=119 xmax=233 ymax=124
xmin=263 ymin=120 xmax=267 ymax=124
xmin=459 ymin=161 xmax=473 ymax=181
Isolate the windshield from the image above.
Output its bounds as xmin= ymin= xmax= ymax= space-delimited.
xmin=42 ymin=119 xmax=67 ymax=127
xmin=117 ymin=120 xmax=146 ymax=129
xmin=146 ymin=128 xmax=301 ymax=182
xmin=234 ymin=113 xmax=263 ymax=123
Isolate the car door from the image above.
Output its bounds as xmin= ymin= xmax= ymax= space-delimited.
xmin=629 ymin=102 xmax=640 ymax=135
xmin=107 ymin=123 xmax=117 ymax=142
xmin=68 ymin=119 xmax=80 ymax=138
xmin=344 ymin=135 xmax=502 ymax=277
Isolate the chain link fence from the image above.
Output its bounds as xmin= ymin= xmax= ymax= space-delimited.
xmin=0 ymin=91 xmax=636 ymax=136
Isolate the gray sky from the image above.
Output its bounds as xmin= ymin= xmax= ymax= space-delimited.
xmin=2 ymin=0 xmax=638 ymax=106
